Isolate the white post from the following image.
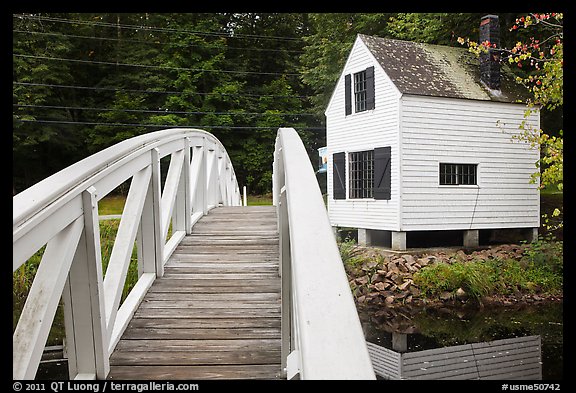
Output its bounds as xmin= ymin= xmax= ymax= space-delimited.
xmin=190 ymin=138 xmax=207 ymax=217
xmin=206 ymin=145 xmax=219 ymax=209
xmin=172 ymin=150 xmax=187 ymax=233
xmin=243 ymin=186 xmax=247 ymax=207
xmin=184 ymin=138 xmax=192 ymax=234
xmin=137 ymin=159 xmax=162 ymax=276
xmin=279 ymin=186 xmax=291 ymax=378
xmin=217 ymin=151 xmax=227 ymax=206
xmin=150 ymin=148 xmax=164 ymax=278
xmin=62 ymin=186 xmax=110 ymax=379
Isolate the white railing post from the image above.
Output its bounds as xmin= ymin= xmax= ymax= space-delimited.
xmin=184 ymin=137 xmax=192 ymax=234
xmin=279 ymin=186 xmax=292 ymax=378
xmin=172 ymin=149 xmax=187 ymax=233
xmin=137 ymin=155 xmax=163 ymax=277
xmin=206 ymin=144 xmax=219 ymax=209
xmin=190 ymin=137 xmax=207 ymax=222
xmin=151 ymin=148 xmax=164 ymax=278
xmin=217 ymin=150 xmax=227 ymax=206
xmin=62 ymin=187 xmax=109 ymax=380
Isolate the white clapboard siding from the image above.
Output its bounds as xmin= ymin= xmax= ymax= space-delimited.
xmin=400 ymin=94 xmax=540 ymax=231
xmin=325 ymin=36 xmax=402 ymax=230
xmin=368 ymin=335 xmax=542 ymax=380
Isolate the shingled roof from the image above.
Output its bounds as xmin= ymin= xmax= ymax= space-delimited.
xmin=359 ymin=34 xmax=531 ymax=103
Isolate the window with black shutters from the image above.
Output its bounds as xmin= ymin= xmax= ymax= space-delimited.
xmin=439 ymin=163 xmax=477 ymax=185
xmin=345 ymin=66 xmax=374 ymax=115
xmin=349 ymin=150 xmax=374 ymax=199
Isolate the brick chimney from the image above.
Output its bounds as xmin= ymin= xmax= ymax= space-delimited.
xmin=479 ymin=14 xmax=501 ymax=90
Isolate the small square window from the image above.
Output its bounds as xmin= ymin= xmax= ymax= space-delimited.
xmin=439 ymin=163 xmax=477 ymax=185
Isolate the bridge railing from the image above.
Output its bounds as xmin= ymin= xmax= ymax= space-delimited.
xmin=13 ymin=128 xmax=241 ymax=380
xmin=272 ymin=128 xmax=375 ymax=380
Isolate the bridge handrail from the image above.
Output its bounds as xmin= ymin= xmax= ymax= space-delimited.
xmin=273 ymin=128 xmax=375 ymax=380
xmin=13 ymin=128 xmax=241 ymax=380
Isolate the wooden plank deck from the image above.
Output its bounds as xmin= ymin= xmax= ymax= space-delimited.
xmin=107 ymin=206 xmax=282 ymax=380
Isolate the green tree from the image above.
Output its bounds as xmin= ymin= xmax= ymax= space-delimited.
xmin=13 ymin=13 xmax=318 ymax=195
xmin=459 ymin=13 xmax=563 ymax=229
xmin=13 ymin=13 xmax=90 ymax=191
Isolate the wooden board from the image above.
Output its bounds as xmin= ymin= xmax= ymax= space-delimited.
xmin=108 ymin=206 xmax=282 ymax=380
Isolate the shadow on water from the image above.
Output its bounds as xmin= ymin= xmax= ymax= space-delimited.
xmin=358 ymin=301 xmax=563 ymax=380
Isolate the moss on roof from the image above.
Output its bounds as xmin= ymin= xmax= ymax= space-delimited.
xmin=359 ymin=34 xmax=531 ymax=103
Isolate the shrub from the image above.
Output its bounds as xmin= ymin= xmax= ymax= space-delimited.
xmin=338 ymin=239 xmax=364 ymax=268
xmin=413 ymin=260 xmax=496 ymax=301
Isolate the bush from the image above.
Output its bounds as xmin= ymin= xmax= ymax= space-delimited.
xmin=338 ymin=239 xmax=364 ymax=268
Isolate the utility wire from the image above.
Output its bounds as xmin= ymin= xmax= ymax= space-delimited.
xmin=12 ymin=29 xmax=305 ymax=54
xmin=13 ymin=14 xmax=303 ymax=42
xmin=13 ymin=81 xmax=313 ymax=100
xmin=14 ymin=53 xmax=302 ymax=77
xmin=14 ymin=103 xmax=317 ymax=117
xmin=14 ymin=118 xmax=325 ymax=131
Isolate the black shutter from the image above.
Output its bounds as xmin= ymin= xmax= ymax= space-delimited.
xmin=333 ymin=152 xmax=346 ymax=199
xmin=366 ymin=66 xmax=375 ymax=110
xmin=344 ymin=74 xmax=352 ymax=115
xmin=374 ymin=147 xmax=391 ymax=200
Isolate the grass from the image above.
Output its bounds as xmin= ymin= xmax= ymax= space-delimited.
xmin=412 ymin=239 xmax=563 ymax=301
xmin=100 ymin=193 xmax=274 ymax=208
xmin=247 ymin=193 xmax=273 ymax=205
xmin=98 ymin=194 xmax=126 ymax=215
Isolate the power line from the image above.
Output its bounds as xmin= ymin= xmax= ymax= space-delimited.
xmin=13 ymin=81 xmax=313 ymax=100
xmin=14 ymin=53 xmax=302 ymax=77
xmin=12 ymin=29 xmax=305 ymax=54
xmin=14 ymin=103 xmax=317 ymax=117
xmin=14 ymin=118 xmax=325 ymax=131
xmin=13 ymin=14 xmax=303 ymax=43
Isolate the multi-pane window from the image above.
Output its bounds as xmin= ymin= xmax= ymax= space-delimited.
xmin=440 ymin=163 xmax=478 ymax=185
xmin=354 ymin=70 xmax=367 ymax=112
xmin=349 ymin=150 xmax=374 ymax=198
xmin=345 ymin=66 xmax=374 ymax=115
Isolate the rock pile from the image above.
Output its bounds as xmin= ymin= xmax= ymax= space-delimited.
xmin=344 ymin=243 xmax=554 ymax=308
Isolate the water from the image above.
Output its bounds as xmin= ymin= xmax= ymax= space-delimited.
xmin=358 ymin=301 xmax=563 ymax=380
xmin=34 ymin=302 xmax=563 ymax=380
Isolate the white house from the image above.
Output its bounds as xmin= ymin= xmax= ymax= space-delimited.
xmin=325 ymin=15 xmax=540 ymax=251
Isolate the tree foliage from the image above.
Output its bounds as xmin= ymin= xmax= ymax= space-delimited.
xmin=14 ymin=13 xmax=562 ymax=199
xmin=13 ymin=13 xmax=317 ymax=194
xmin=458 ymin=13 xmax=563 ymax=192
